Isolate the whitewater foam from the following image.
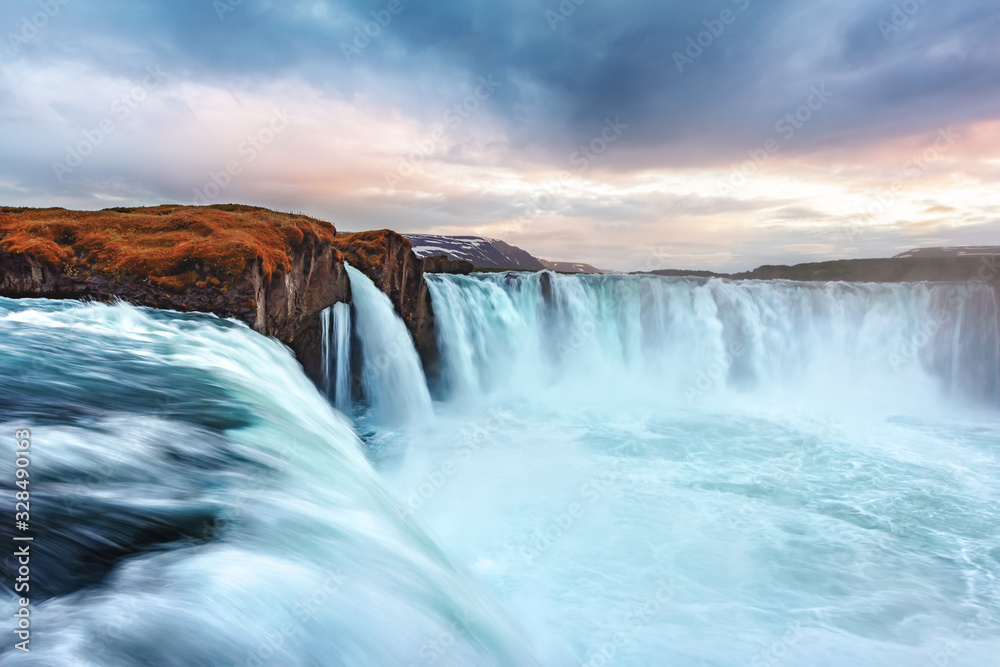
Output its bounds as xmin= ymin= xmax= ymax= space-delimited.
xmin=375 ymin=272 xmax=1000 ymax=665
xmin=0 ymin=297 xmax=535 ymax=666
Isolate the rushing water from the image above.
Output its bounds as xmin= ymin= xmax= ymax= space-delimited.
xmin=346 ymin=265 xmax=433 ymax=426
xmin=0 ymin=297 xmax=534 ymax=666
xmin=375 ymin=273 xmax=1000 ymax=666
xmin=320 ymin=301 xmax=353 ymax=416
xmin=3 ymin=271 xmax=1000 ymax=666
xmin=423 ymin=273 xmax=1000 ymax=409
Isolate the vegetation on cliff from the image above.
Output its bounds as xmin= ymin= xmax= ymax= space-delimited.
xmin=0 ymin=206 xmax=437 ymax=384
xmin=0 ymin=204 xmax=339 ymax=292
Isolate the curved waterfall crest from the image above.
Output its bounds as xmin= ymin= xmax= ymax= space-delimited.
xmin=426 ymin=272 xmax=1000 ymax=408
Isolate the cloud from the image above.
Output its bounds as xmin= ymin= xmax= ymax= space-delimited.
xmin=0 ymin=0 xmax=998 ymax=270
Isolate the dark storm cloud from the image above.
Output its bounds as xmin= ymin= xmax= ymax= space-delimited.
xmin=1 ymin=0 xmax=998 ymax=169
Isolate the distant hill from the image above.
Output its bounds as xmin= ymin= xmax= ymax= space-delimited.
xmin=893 ymin=246 xmax=1000 ymax=259
xmin=641 ymin=269 xmax=724 ymax=279
xmin=539 ymin=259 xmax=605 ymax=274
xmin=404 ymin=234 xmax=605 ymax=273
xmin=643 ymin=250 xmax=998 ymax=285
xmin=731 ymin=256 xmax=997 ymax=283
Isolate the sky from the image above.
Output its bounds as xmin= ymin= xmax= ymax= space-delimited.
xmin=0 ymin=0 xmax=998 ymax=272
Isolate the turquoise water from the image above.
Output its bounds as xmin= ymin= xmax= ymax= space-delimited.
xmin=2 ymin=271 xmax=999 ymax=666
xmin=378 ymin=399 xmax=1000 ymax=665
xmin=373 ymin=273 xmax=1000 ymax=665
xmin=0 ymin=297 xmax=534 ymax=666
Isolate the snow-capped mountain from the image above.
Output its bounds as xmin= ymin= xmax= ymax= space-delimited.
xmin=404 ymin=234 xmax=606 ymax=273
xmin=404 ymin=234 xmax=544 ymax=271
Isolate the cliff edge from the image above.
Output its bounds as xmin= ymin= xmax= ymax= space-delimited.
xmin=0 ymin=205 xmax=435 ymax=386
xmin=331 ymin=230 xmax=438 ymax=375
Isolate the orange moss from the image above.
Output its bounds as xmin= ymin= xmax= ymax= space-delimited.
xmin=0 ymin=205 xmax=338 ymax=292
xmin=331 ymin=230 xmax=408 ymax=276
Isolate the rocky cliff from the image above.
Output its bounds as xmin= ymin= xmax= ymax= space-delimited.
xmin=422 ymin=254 xmax=474 ymax=275
xmin=331 ymin=230 xmax=438 ymax=376
xmin=0 ymin=205 xmax=436 ymax=387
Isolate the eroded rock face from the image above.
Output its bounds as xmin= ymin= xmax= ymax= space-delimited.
xmin=332 ymin=230 xmax=439 ymax=378
xmin=0 ymin=203 xmax=346 ymax=335
xmin=257 ymin=241 xmax=350 ymax=387
xmin=422 ymin=254 xmax=474 ymax=275
xmin=0 ymin=206 xmax=436 ymax=387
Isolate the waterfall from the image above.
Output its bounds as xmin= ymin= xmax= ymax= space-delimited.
xmin=4 ymin=273 xmax=999 ymax=666
xmin=321 ymin=306 xmax=332 ymax=395
xmin=332 ymin=302 xmax=353 ymax=416
xmin=0 ymin=296 xmax=536 ymax=666
xmin=345 ymin=265 xmax=433 ymax=424
xmin=385 ymin=273 xmax=1000 ymax=665
xmin=425 ymin=272 xmax=1000 ymax=409
xmin=320 ymin=302 xmax=354 ymax=415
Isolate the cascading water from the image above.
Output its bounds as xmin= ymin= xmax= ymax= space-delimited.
xmin=376 ymin=272 xmax=1000 ymax=666
xmin=4 ymin=271 xmax=999 ymax=666
xmin=425 ymin=272 xmax=1000 ymax=408
xmin=320 ymin=301 xmax=353 ymax=416
xmin=0 ymin=297 xmax=536 ymax=666
xmin=321 ymin=306 xmax=332 ymax=395
xmin=332 ymin=302 xmax=353 ymax=416
xmin=345 ymin=265 xmax=433 ymax=425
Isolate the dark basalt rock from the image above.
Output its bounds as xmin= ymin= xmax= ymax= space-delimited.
xmin=331 ymin=230 xmax=439 ymax=380
xmin=422 ymin=254 xmax=474 ymax=275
